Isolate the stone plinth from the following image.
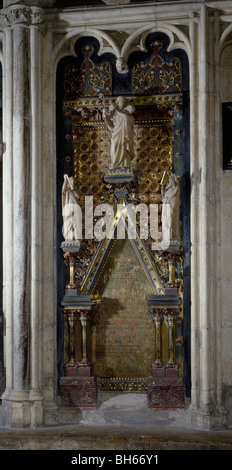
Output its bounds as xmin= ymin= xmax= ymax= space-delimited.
xmin=146 ymin=373 xmax=185 ymax=410
xmin=59 ymin=376 xmax=97 ymax=409
xmin=64 ymin=366 xmax=78 ymax=377
xmin=76 ymin=365 xmax=93 ymax=377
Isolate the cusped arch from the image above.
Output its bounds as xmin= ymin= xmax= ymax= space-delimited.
xmin=52 ymin=27 xmax=120 ymax=71
xmin=0 ymin=34 xmax=4 ymax=70
xmin=53 ymin=23 xmax=190 ymax=75
xmin=121 ymin=23 xmax=191 ymax=64
xmin=218 ymin=23 xmax=232 ymax=63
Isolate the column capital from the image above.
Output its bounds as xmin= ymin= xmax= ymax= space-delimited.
xmin=163 ymin=308 xmax=180 ymax=318
xmin=149 ymin=307 xmax=165 ymax=318
xmin=0 ymin=4 xmax=44 ymax=27
xmin=78 ymin=309 xmax=93 ymax=322
xmin=3 ymin=1 xmax=55 ymax=7
xmin=64 ymin=308 xmax=79 ymax=319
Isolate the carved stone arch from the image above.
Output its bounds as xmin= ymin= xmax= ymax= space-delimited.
xmin=218 ymin=38 xmax=232 ymax=76
xmin=219 ymin=36 xmax=232 ymax=102
xmin=53 ymin=22 xmax=190 ymax=78
xmin=0 ymin=35 xmax=3 ymax=66
xmin=0 ymin=56 xmax=3 ymax=78
xmin=120 ymin=23 xmax=191 ymax=72
xmin=158 ymin=23 xmax=191 ymax=57
xmin=218 ymin=30 xmax=232 ymax=170
xmin=218 ymin=22 xmax=232 ymax=62
xmin=52 ymin=27 xmax=121 ymax=73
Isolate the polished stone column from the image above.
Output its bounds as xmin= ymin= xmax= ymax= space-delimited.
xmin=165 ymin=311 xmax=177 ymax=366
xmin=64 ymin=309 xmax=78 ymax=374
xmin=151 ymin=308 xmax=163 ymax=366
xmin=60 ymin=306 xmax=97 ymax=408
xmin=78 ymin=310 xmax=93 ymax=374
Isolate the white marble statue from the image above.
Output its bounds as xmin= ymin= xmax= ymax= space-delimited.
xmin=62 ymin=174 xmax=80 ymax=241
xmin=104 ymin=96 xmax=135 ymax=169
xmin=161 ymin=170 xmax=180 ymax=242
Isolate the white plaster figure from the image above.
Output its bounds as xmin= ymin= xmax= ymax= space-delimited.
xmin=62 ymin=174 xmax=80 ymax=241
xmin=104 ymin=96 xmax=135 ymax=169
xmin=161 ymin=170 xmax=180 ymax=242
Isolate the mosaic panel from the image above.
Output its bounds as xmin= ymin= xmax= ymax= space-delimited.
xmin=132 ymin=41 xmax=182 ymax=95
xmin=91 ymin=238 xmax=156 ymax=378
xmin=63 ymin=44 xmax=112 ymax=100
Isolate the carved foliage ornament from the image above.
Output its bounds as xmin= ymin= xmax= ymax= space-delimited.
xmin=0 ymin=6 xmax=44 ymax=27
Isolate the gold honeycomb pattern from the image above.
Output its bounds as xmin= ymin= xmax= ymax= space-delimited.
xmin=73 ymin=124 xmax=110 ymax=209
xmin=72 ymin=118 xmax=174 ymax=208
xmin=134 ymin=124 xmax=173 ymax=204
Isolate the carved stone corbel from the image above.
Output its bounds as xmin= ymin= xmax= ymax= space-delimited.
xmin=116 ymin=57 xmax=129 ymax=73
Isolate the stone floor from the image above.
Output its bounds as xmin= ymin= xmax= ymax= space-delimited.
xmin=1 ymin=423 xmax=232 ymax=451
xmin=1 ymin=393 xmax=232 ymax=451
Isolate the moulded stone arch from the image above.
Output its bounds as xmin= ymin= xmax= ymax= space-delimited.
xmin=218 ymin=33 xmax=232 ymax=99
xmin=120 ymin=23 xmax=191 ymax=66
xmin=214 ymin=22 xmax=232 ymax=108
xmin=52 ymin=21 xmax=191 ymax=77
xmin=52 ymin=27 xmax=120 ymax=72
xmin=218 ymin=22 xmax=232 ymax=61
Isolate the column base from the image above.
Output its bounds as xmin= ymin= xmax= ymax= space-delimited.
xmin=64 ymin=364 xmax=93 ymax=377
xmin=188 ymin=403 xmax=228 ymax=430
xmin=0 ymin=390 xmax=44 ymax=428
xmin=59 ymin=375 xmax=97 ymax=409
xmin=76 ymin=364 xmax=93 ymax=377
xmin=64 ymin=365 xmax=79 ymax=377
xmin=151 ymin=363 xmax=179 ymax=378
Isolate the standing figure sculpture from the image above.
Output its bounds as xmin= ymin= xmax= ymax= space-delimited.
xmin=104 ymin=96 xmax=135 ymax=169
xmin=161 ymin=170 xmax=180 ymax=243
xmin=62 ymin=174 xmax=80 ymax=241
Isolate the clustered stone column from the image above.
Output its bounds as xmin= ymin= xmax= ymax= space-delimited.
xmin=59 ymin=307 xmax=97 ymax=409
xmin=150 ymin=307 xmax=180 ymax=373
xmin=78 ymin=311 xmax=92 ymax=372
xmin=59 ymin=242 xmax=97 ymax=409
xmin=146 ymin=304 xmax=185 ymax=409
xmin=65 ymin=309 xmax=78 ymax=373
xmin=152 ymin=309 xmax=163 ymax=366
xmin=0 ymin=3 xmax=45 ymax=428
xmin=63 ymin=308 xmax=94 ymax=377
